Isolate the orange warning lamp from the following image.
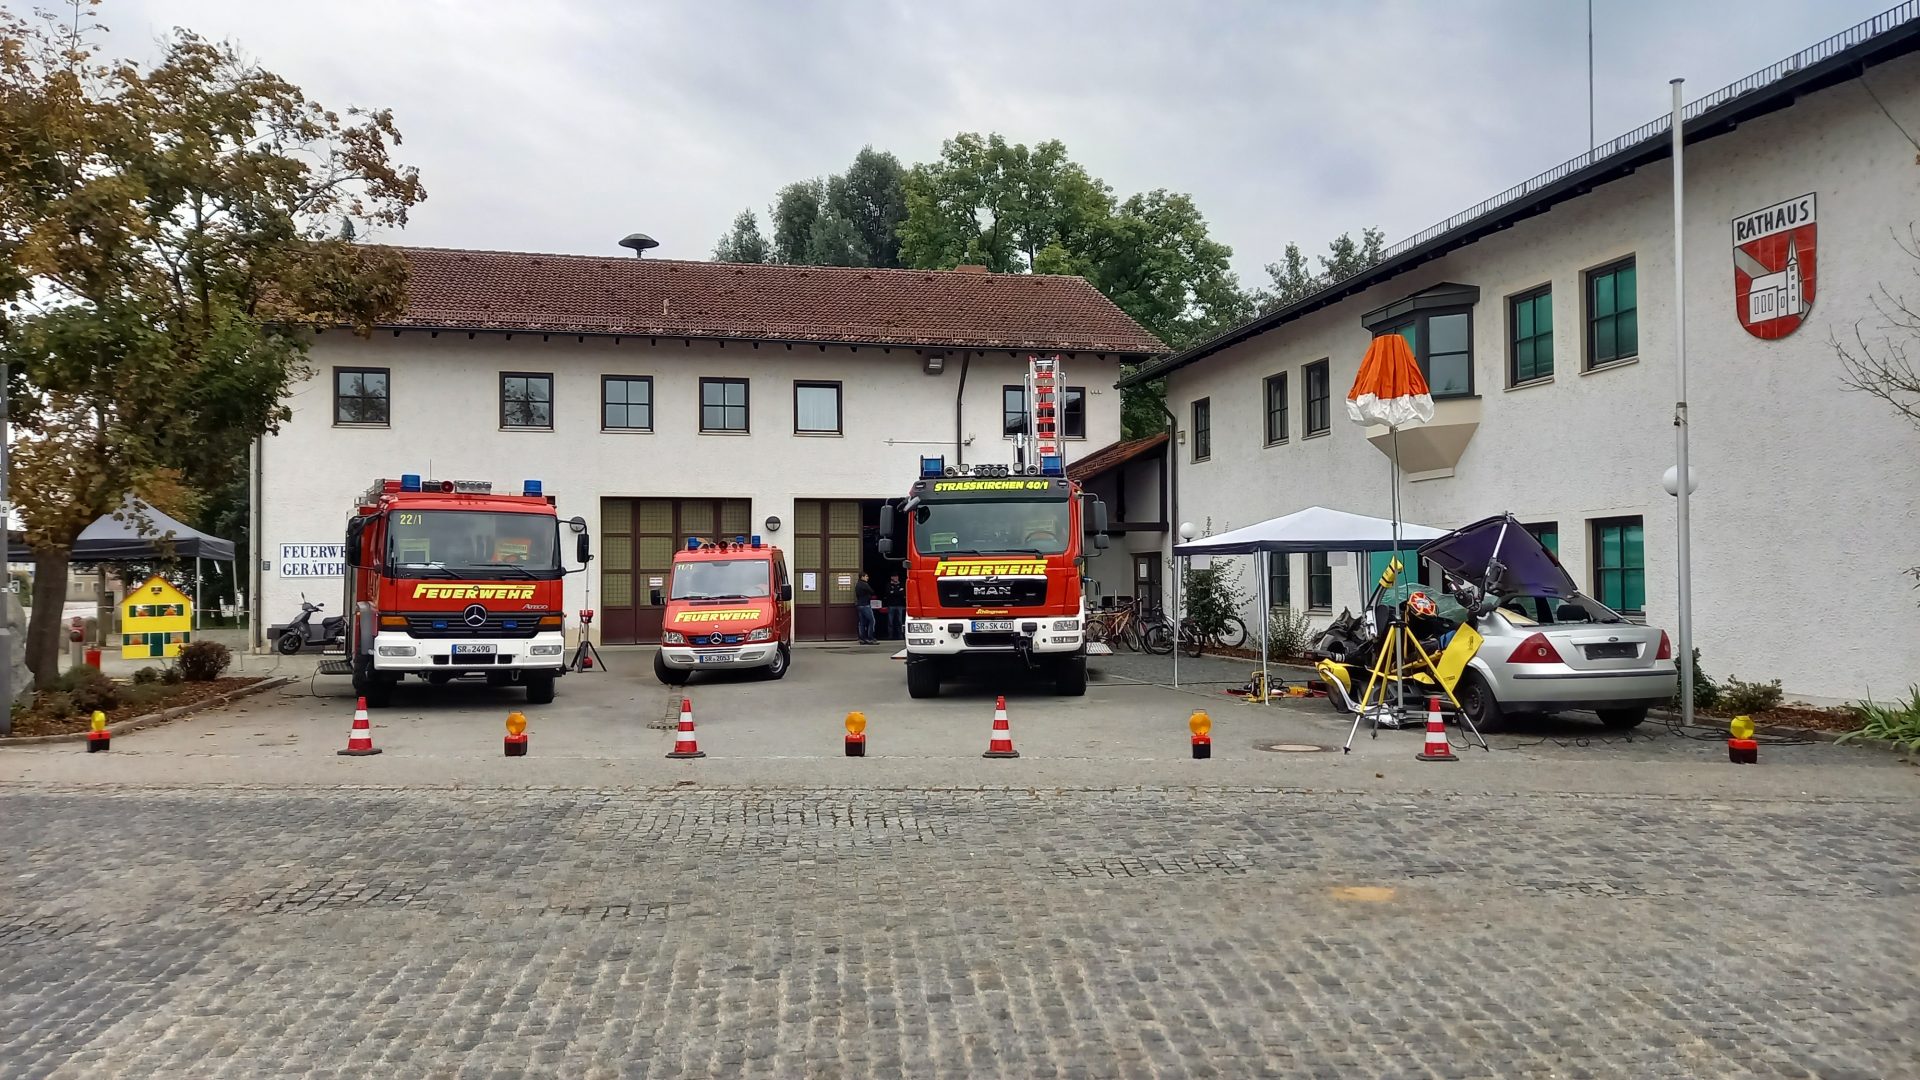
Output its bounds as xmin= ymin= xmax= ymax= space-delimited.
xmin=1728 ymin=714 xmax=1758 ymax=764
xmin=1188 ymin=710 xmax=1211 ymax=739
xmin=505 ymin=711 xmax=527 ymax=737
xmin=1729 ymin=715 xmax=1754 ymax=740
xmin=845 ymin=711 xmax=867 ymax=737
xmin=90 ymin=710 xmax=107 ymax=732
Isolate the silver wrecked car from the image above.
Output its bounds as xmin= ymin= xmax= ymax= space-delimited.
xmin=1420 ymin=514 xmax=1678 ymax=731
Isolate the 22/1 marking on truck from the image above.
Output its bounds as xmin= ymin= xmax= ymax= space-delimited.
xmin=410 ymin=584 xmax=537 ymax=600
xmin=933 ymin=560 xmax=1046 ymax=577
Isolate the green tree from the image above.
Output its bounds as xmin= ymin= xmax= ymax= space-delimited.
xmin=1 ymin=3 xmax=424 ymax=688
xmin=711 ymin=208 xmax=769 ymax=263
xmin=769 ymin=179 xmax=823 ymax=264
xmin=804 ymin=210 xmax=866 ymax=267
xmin=823 ymin=147 xmax=907 ymax=268
xmin=1255 ymin=227 xmax=1388 ymax=313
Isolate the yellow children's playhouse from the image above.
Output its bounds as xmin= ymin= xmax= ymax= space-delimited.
xmin=120 ymin=575 xmax=192 ymax=659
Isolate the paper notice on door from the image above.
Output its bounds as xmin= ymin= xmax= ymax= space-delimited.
xmin=838 ymin=574 xmax=852 ymax=587
xmin=648 ymin=576 xmax=664 ymax=587
xmin=802 ymin=572 xmax=817 ymax=591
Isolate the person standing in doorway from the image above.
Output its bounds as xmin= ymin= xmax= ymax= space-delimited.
xmin=884 ymin=574 xmax=906 ymax=639
xmin=855 ymin=573 xmax=877 ymax=644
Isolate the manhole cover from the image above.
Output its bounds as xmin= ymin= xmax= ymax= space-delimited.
xmin=1257 ymin=742 xmax=1326 ymax=753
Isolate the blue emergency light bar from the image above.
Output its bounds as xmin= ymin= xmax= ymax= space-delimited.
xmin=687 ymin=538 xmax=700 ymax=550
xmin=400 ymin=474 xmax=422 ymax=492
xmin=735 ymin=535 xmax=746 ymax=546
xmin=523 ymin=479 xmax=542 ymax=496
xmin=1041 ymin=454 xmax=1064 ymax=477
xmin=920 ymin=456 xmax=945 ymax=478
xmin=750 ymin=535 xmax=762 ymax=548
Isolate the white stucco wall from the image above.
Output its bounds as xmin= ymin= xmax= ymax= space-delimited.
xmin=1162 ymin=53 xmax=1920 ymax=699
xmin=256 ymin=334 xmax=1124 ymax=640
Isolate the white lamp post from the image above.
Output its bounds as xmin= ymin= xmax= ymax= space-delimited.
xmin=1175 ymin=522 xmax=1197 ymax=688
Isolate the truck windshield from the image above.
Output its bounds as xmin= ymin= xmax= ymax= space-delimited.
xmin=671 ymin=559 xmax=771 ymax=600
xmin=388 ymin=511 xmax=561 ymax=575
xmin=912 ymin=500 xmax=1072 ymax=556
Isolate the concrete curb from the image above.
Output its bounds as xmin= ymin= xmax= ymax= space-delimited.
xmin=1643 ymin=706 xmax=1900 ymax=748
xmin=0 ymin=676 xmax=297 ymax=747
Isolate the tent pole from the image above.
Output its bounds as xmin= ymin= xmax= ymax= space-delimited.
xmin=1258 ymin=550 xmax=1269 ymax=705
xmin=193 ymin=557 xmax=200 ymax=634
xmin=1390 ymin=425 xmax=1405 ymax=716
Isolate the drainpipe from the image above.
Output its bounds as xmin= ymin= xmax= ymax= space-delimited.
xmin=953 ymin=352 xmax=971 ymax=467
xmin=249 ymin=436 xmax=262 ymax=651
xmin=1159 ymin=399 xmax=1181 ymax=687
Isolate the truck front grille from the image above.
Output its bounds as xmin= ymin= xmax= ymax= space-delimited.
xmin=936 ymin=580 xmax=1048 ymax=607
xmin=404 ymin=613 xmax=542 ymax=639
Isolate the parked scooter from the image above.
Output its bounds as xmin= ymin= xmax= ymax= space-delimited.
xmin=276 ymin=593 xmax=346 ymax=654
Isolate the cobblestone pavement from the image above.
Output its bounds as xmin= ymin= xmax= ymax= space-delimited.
xmin=3 ymin=783 xmax=1915 ymax=1078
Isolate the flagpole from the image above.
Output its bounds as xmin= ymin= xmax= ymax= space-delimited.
xmin=1671 ymin=78 xmax=1695 ymax=728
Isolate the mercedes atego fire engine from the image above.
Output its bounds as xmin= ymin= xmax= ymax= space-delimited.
xmin=336 ymin=475 xmax=590 ymax=708
xmin=879 ymin=356 xmax=1109 ymax=698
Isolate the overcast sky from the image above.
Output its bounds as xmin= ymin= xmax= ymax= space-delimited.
xmin=105 ymin=0 xmax=1898 ymax=285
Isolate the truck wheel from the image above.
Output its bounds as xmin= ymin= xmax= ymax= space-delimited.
xmin=354 ymin=655 xmax=393 ymax=709
xmin=906 ymin=656 xmax=941 ymax=699
xmin=276 ymin=632 xmax=303 ymax=656
xmin=761 ymin=644 xmax=791 ymax=681
xmin=1054 ymin=653 xmax=1088 ymax=696
xmin=654 ymin=652 xmax=690 ymax=686
xmin=524 ymin=674 xmax=556 ymax=705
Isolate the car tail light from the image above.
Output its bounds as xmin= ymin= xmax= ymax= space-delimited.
xmin=1656 ymin=630 xmax=1672 ymax=660
xmin=1506 ymin=632 xmax=1563 ymax=664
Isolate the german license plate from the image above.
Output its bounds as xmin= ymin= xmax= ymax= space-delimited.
xmin=697 ymin=653 xmax=736 ymax=664
xmin=1584 ymin=642 xmax=1638 ymax=659
xmin=451 ymin=643 xmax=496 ymax=656
xmin=971 ymin=619 xmax=1015 ymax=632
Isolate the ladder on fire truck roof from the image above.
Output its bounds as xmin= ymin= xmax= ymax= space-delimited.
xmin=1020 ymin=355 xmax=1065 ymax=473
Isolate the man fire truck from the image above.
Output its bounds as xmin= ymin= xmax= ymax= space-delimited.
xmin=879 ymin=356 xmax=1109 ymax=698
xmin=334 ymin=475 xmax=590 ymax=708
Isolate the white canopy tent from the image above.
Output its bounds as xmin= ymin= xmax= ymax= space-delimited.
xmin=1172 ymin=506 xmax=1446 ymax=701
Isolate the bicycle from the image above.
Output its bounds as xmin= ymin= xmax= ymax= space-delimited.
xmin=1086 ymin=597 xmax=1152 ymax=652
xmin=1143 ymin=612 xmax=1248 ymax=657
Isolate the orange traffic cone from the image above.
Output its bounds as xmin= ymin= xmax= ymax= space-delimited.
xmin=1415 ymin=696 xmax=1455 ymax=762
xmin=338 ymin=697 xmax=382 ymax=756
xmin=982 ymin=695 xmax=1019 ymax=759
xmin=667 ymin=697 xmax=705 ymax=759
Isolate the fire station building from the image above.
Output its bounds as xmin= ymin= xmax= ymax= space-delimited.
xmin=1121 ymin=10 xmax=1920 ymax=700
xmin=249 ymin=248 xmax=1162 ymax=645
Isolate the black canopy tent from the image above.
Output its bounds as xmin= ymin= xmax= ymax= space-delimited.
xmin=8 ymin=497 xmax=236 ymax=630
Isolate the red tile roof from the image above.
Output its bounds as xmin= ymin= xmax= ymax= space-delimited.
xmin=1067 ymin=431 xmax=1168 ymax=481
xmin=378 ymin=247 xmax=1166 ymax=355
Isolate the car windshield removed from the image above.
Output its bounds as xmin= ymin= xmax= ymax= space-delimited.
xmin=1498 ymin=592 xmax=1621 ymax=626
xmin=672 ymin=560 xmax=770 ymax=600
xmin=913 ymin=500 xmax=1071 ymax=556
xmin=389 ymin=511 xmax=560 ymax=572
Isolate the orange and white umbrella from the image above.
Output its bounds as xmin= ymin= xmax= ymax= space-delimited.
xmin=1346 ymin=334 xmax=1433 ymax=428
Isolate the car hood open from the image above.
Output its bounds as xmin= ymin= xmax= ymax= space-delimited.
xmin=1417 ymin=513 xmax=1581 ymax=600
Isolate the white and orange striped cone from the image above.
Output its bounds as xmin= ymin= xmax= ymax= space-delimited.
xmin=982 ymin=695 xmax=1019 ymax=759
xmin=337 ymin=697 xmax=382 ymax=757
xmin=667 ymin=697 xmax=705 ymax=759
xmin=1415 ymin=696 xmax=1456 ymax=762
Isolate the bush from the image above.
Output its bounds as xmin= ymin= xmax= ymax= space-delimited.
xmin=38 ymin=690 xmax=76 ymax=719
xmin=121 ymin=684 xmax=171 ymax=713
xmin=1671 ymin=647 xmax=1721 ymax=711
xmin=1720 ymin=676 xmax=1784 ymax=715
xmin=56 ymin=665 xmax=121 ymax=713
xmin=160 ymin=665 xmax=184 ymax=686
xmin=1839 ymin=686 xmax=1920 ymax=752
xmin=1182 ymin=560 xmax=1249 ymax=640
xmin=177 ymin=640 xmax=232 ymax=682
xmin=133 ymin=666 xmax=161 ymax=685
xmin=1264 ymin=606 xmax=1317 ymax=659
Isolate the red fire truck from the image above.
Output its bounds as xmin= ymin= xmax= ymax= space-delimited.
xmin=878 ymin=357 xmax=1109 ymax=698
xmin=653 ymin=534 xmax=794 ymax=685
xmin=336 ymin=475 xmax=590 ymax=707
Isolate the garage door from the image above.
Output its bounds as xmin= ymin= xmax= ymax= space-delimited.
xmin=601 ymin=497 xmax=752 ymax=644
xmin=792 ymin=499 xmax=864 ymax=641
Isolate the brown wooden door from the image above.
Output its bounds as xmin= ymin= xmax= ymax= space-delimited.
xmin=601 ymin=496 xmax=752 ymax=644
xmin=792 ymin=498 xmax=864 ymax=640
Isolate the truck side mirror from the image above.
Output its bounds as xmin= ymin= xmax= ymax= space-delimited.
xmin=1091 ymin=498 xmax=1109 ymax=536
xmin=876 ymin=504 xmax=896 ymax=559
xmin=576 ymin=531 xmax=592 ymax=566
xmin=343 ymin=516 xmax=365 ymax=568
xmin=780 ymin=583 xmax=793 ymax=602
xmin=1094 ymin=531 xmax=1110 ymax=550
